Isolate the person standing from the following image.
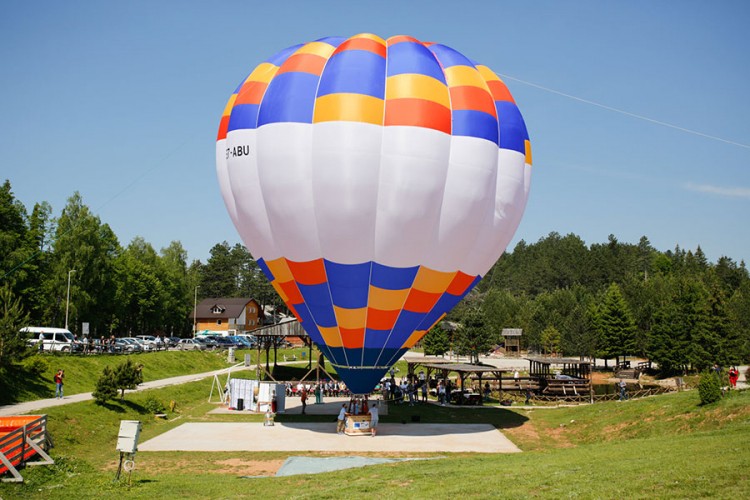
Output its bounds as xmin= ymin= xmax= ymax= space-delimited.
xmin=421 ymin=381 xmax=428 ymax=402
xmin=619 ymin=379 xmax=628 ymax=401
xmin=336 ymin=404 xmax=347 ymax=434
xmin=438 ymin=380 xmax=446 ymax=406
xmin=369 ymin=403 xmax=379 ymax=437
xmin=728 ymin=367 xmax=739 ymax=388
xmin=54 ymin=369 xmax=64 ymax=399
xmin=300 ymin=388 xmax=308 ymax=415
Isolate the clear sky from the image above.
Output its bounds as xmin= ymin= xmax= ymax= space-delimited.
xmin=2 ymin=1 xmax=748 ymax=266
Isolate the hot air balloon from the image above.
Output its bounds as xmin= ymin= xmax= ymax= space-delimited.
xmin=216 ymin=34 xmax=532 ymax=394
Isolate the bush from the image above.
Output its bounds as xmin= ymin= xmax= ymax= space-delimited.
xmin=698 ymin=370 xmax=722 ymax=405
xmin=92 ymin=366 xmax=118 ymax=404
xmin=21 ymin=354 xmax=50 ymax=375
xmin=143 ymin=395 xmax=166 ymax=414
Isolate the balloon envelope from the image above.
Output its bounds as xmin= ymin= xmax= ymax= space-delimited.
xmin=216 ymin=34 xmax=532 ymax=394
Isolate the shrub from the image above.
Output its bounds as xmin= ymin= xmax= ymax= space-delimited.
xmin=697 ymin=370 xmax=722 ymax=405
xmin=93 ymin=366 xmax=118 ymax=404
xmin=21 ymin=354 xmax=50 ymax=375
xmin=143 ymin=395 xmax=166 ymax=414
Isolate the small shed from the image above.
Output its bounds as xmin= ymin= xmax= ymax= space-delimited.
xmin=502 ymin=328 xmax=523 ymax=357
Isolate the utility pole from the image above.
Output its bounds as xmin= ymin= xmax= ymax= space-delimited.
xmin=65 ymin=269 xmax=76 ymax=330
xmin=193 ymin=285 xmax=199 ymax=338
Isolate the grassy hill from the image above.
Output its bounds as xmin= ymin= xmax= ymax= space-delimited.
xmin=0 ymin=349 xmax=274 ymax=405
xmin=0 ymin=356 xmax=748 ymax=498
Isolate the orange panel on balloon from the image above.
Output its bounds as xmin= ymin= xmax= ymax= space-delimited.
xmin=366 ymin=308 xmax=400 ymax=330
xmin=278 ymin=280 xmax=304 ymax=304
xmin=286 ymin=258 xmax=327 ymax=285
xmin=446 ymin=271 xmax=476 ymax=296
xmin=340 ymin=327 xmax=365 ymax=348
xmin=403 ymin=289 xmax=442 ymax=313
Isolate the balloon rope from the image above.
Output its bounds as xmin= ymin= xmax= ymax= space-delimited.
xmin=498 ymin=73 xmax=750 ymax=150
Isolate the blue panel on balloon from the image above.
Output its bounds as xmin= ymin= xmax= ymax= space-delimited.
xmin=227 ymin=104 xmax=260 ymax=132
xmin=363 ymin=347 xmax=405 ymax=367
xmin=386 ymin=41 xmax=446 ymax=84
xmin=334 ymin=366 xmax=389 ymax=394
xmin=259 ymin=72 xmax=319 ymax=125
xmin=318 ymin=50 xmax=386 ymax=99
xmin=297 ymin=282 xmax=332 ymax=307
xmin=452 ymin=109 xmax=499 ymax=145
xmin=375 ymin=347 xmax=409 ymax=370
xmin=325 ymin=260 xmax=371 ymax=309
xmin=293 ymin=304 xmax=324 ymax=343
xmin=256 ymin=258 xmax=274 ymax=281
xmin=427 ymin=44 xmax=473 ymax=68
xmin=417 ymin=293 xmax=463 ymax=332
xmin=323 ymin=346 xmax=348 ymax=367
xmin=371 ymin=262 xmax=418 ymax=290
xmin=496 ymin=101 xmax=528 ymax=154
xmin=363 ymin=328 xmax=392 ymax=349
xmin=386 ymin=311 xmax=426 ymax=347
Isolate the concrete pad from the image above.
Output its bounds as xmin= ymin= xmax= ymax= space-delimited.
xmin=138 ymin=422 xmax=520 ymax=453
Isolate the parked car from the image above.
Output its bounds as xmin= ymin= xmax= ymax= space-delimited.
xmin=126 ymin=337 xmax=154 ymax=352
xmin=178 ymin=338 xmax=206 ymax=351
xmin=116 ymin=338 xmax=141 ymax=353
xmin=122 ymin=337 xmax=148 ymax=352
xmin=195 ymin=337 xmax=218 ymax=349
xmin=230 ymin=336 xmax=254 ymax=348
xmin=136 ymin=335 xmax=159 ymax=349
xmin=167 ymin=336 xmax=181 ymax=348
xmin=206 ymin=336 xmax=235 ymax=349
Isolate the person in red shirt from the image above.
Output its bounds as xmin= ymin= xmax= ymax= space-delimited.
xmin=300 ymin=389 xmax=307 ymax=415
xmin=54 ymin=369 xmax=64 ymax=399
xmin=728 ymin=367 xmax=739 ymax=388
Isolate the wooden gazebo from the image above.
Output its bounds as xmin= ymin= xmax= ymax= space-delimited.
xmin=406 ymin=358 xmax=512 ymax=405
xmin=502 ymin=328 xmax=522 ymax=357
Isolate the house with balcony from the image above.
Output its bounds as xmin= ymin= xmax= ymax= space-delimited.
xmin=190 ymin=298 xmax=264 ymax=336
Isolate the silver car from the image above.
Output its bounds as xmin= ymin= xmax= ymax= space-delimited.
xmin=178 ymin=338 xmax=206 ymax=351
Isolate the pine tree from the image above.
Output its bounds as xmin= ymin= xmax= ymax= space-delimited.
xmin=92 ymin=366 xmax=118 ymax=404
xmin=114 ymin=359 xmax=144 ymax=399
xmin=423 ymin=324 xmax=450 ymax=356
xmin=598 ymin=283 xmax=637 ymax=364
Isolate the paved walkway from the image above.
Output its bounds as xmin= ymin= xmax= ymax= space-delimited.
xmin=0 ymin=363 xmax=253 ymax=416
xmin=139 ymin=422 xmax=521 ymax=453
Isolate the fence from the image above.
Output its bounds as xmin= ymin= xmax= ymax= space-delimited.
xmin=0 ymin=415 xmax=54 ymax=482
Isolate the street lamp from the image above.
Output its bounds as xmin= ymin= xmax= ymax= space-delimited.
xmin=65 ymin=269 xmax=76 ymax=330
xmin=193 ymin=285 xmax=199 ymax=338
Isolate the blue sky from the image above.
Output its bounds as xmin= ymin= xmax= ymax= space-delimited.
xmin=2 ymin=1 xmax=748 ymax=266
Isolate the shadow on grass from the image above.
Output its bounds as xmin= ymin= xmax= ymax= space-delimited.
xmin=274 ymin=401 xmax=528 ymax=434
xmin=0 ymin=367 xmax=51 ymax=405
xmin=94 ymin=398 xmax=148 ymax=414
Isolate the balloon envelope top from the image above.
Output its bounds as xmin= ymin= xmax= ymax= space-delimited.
xmin=216 ymin=34 xmax=532 ymax=394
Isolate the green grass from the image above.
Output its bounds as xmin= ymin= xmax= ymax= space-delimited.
xmin=0 ymin=348 xmax=308 ymax=405
xmin=1 ymin=371 xmax=748 ymax=499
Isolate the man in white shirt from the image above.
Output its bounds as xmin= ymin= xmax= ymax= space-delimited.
xmin=368 ymin=403 xmax=379 ymax=437
xmin=336 ymin=404 xmax=347 ymax=434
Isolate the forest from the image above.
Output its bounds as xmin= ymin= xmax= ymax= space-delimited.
xmin=2 ymin=180 xmax=748 ymax=374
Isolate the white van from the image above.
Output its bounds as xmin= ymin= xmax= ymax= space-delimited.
xmin=21 ymin=326 xmax=79 ymax=353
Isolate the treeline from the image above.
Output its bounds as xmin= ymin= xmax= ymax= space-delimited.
xmin=430 ymin=233 xmax=750 ymax=373
xmin=0 ymin=181 xmax=282 ymax=342
xmin=3 ymin=180 xmax=749 ymax=374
